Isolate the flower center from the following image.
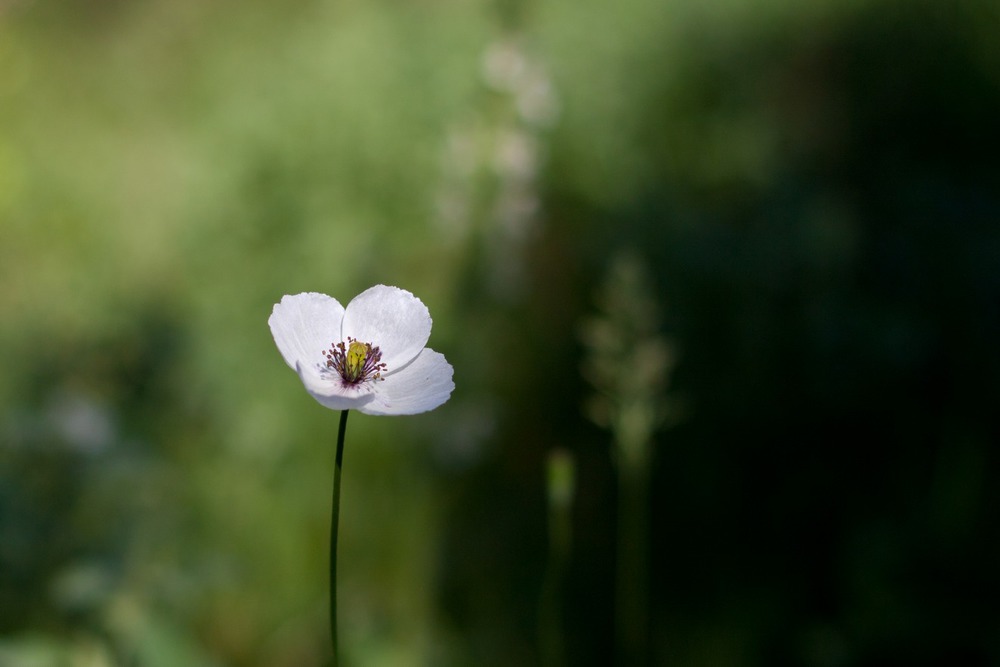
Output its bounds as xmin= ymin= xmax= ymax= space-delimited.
xmin=324 ymin=337 xmax=387 ymax=386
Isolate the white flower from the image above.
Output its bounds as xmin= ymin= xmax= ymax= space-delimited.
xmin=269 ymin=285 xmax=455 ymax=416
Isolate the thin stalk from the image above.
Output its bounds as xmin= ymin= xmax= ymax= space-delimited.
xmin=616 ymin=458 xmax=650 ymax=667
xmin=540 ymin=450 xmax=575 ymax=667
xmin=330 ymin=409 xmax=350 ymax=666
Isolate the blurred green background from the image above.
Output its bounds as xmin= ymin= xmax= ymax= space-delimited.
xmin=2 ymin=0 xmax=999 ymax=665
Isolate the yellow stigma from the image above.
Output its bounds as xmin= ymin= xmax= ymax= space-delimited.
xmin=345 ymin=340 xmax=368 ymax=382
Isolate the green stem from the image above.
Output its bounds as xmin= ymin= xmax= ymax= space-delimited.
xmin=616 ymin=457 xmax=649 ymax=667
xmin=540 ymin=450 xmax=574 ymax=667
xmin=330 ymin=409 xmax=350 ymax=666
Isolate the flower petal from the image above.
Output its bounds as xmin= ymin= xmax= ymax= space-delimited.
xmin=341 ymin=285 xmax=433 ymax=371
xmin=269 ymin=293 xmax=345 ymax=371
xmin=297 ymin=362 xmax=377 ymax=411
xmin=360 ymin=349 xmax=454 ymax=416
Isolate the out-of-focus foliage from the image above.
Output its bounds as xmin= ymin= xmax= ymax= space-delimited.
xmin=2 ymin=0 xmax=999 ymax=665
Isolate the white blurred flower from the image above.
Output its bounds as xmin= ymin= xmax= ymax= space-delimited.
xmin=482 ymin=40 xmax=529 ymax=93
xmin=482 ymin=39 xmax=559 ymax=128
xmin=269 ymin=285 xmax=454 ymax=415
xmin=494 ymin=129 xmax=538 ymax=181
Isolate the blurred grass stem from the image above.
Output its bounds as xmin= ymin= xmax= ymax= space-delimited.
xmin=540 ymin=449 xmax=575 ymax=667
xmin=617 ymin=446 xmax=650 ymax=666
xmin=330 ymin=409 xmax=350 ymax=666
